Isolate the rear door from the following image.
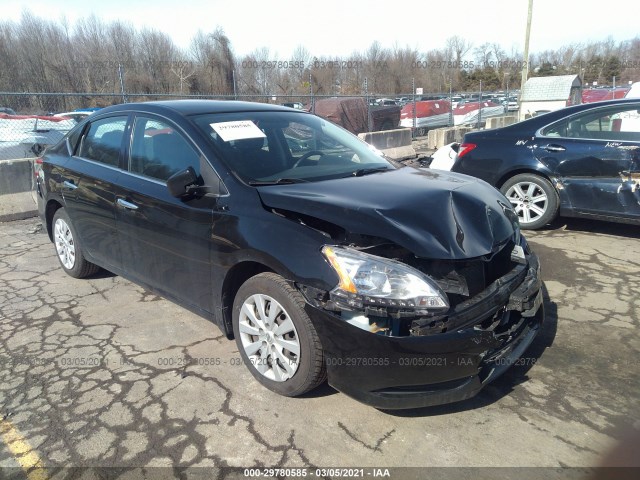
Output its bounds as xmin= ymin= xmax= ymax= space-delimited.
xmin=62 ymin=114 xmax=129 ymax=269
xmin=535 ymin=103 xmax=640 ymax=220
xmin=115 ymin=114 xmax=220 ymax=310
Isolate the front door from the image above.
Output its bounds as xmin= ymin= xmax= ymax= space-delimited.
xmin=115 ymin=115 xmax=218 ymax=311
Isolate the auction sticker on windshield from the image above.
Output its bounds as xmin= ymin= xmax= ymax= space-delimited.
xmin=210 ymin=120 xmax=266 ymax=142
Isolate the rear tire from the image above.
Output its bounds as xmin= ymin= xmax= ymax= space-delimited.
xmin=232 ymin=273 xmax=326 ymax=397
xmin=52 ymin=208 xmax=100 ymax=278
xmin=500 ymin=174 xmax=559 ymax=230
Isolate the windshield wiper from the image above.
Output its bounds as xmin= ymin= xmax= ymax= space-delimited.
xmin=351 ymin=166 xmax=391 ymax=177
xmin=248 ymin=178 xmax=309 ymax=186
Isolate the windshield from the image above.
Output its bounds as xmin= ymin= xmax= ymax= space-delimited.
xmin=192 ymin=110 xmax=396 ymax=184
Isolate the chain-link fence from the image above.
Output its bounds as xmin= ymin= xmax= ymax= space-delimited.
xmin=0 ymin=89 xmax=514 ymax=160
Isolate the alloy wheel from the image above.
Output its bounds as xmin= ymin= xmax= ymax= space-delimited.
xmin=238 ymin=294 xmax=300 ymax=382
xmin=505 ymin=181 xmax=548 ymax=226
xmin=54 ymin=218 xmax=76 ymax=270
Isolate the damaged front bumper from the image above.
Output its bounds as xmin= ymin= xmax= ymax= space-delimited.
xmin=302 ymin=253 xmax=544 ymax=409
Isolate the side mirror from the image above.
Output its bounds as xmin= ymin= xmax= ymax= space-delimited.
xmin=167 ymin=167 xmax=199 ymax=197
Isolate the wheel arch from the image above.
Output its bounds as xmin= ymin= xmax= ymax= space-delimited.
xmin=495 ymin=168 xmax=553 ymax=189
xmin=220 ymin=261 xmax=275 ymax=338
xmin=45 ymin=199 xmax=64 ymax=242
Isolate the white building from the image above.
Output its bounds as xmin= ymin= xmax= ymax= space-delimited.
xmin=519 ymin=75 xmax=582 ymax=120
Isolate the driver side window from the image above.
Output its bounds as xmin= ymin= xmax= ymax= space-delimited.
xmin=130 ymin=116 xmax=201 ymax=181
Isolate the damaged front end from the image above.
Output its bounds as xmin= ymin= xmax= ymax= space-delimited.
xmin=309 ymin=231 xmax=541 ymax=338
xmin=298 ymin=232 xmax=544 ymax=409
xmin=258 ymin=167 xmax=544 ymax=408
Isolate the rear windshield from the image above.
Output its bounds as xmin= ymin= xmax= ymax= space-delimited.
xmin=192 ymin=111 xmax=396 ymax=184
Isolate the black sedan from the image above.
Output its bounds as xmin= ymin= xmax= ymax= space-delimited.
xmin=451 ymin=99 xmax=640 ymax=229
xmin=36 ymin=100 xmax=543 ymax=409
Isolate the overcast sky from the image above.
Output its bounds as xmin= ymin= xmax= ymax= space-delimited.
xmin=4 ymin=0 xmax=638 ymax=58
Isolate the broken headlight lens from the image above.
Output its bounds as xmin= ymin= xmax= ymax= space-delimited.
xmin=322 ymin=246 xmax=449 ymax=311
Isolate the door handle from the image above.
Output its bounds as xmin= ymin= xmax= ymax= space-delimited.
xmin=62 ymin=180 xmax=78 ymax=190
xmin=116 ymin=198 xmax=139 ymax=211
xmin=544 ymin=144 xmax=566 ymax=152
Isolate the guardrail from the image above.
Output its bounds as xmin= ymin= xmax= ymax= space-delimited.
xmin=426 ymin=126 xmax=474 ymax=150
xmin=358 ymin=128 xmax=416 ymax=161
xmin=424 ymin=114 xmax=518 ymax=150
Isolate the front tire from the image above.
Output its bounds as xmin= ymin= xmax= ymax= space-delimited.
xmin=500 ymin=174 xmax=559 ymax=230
xmin=52 ymin=208 xmax=100 ymax=278
xmin=232 ymin=273 xmax=326 ymax=397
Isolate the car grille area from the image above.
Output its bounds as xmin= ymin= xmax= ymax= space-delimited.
xmin=409 ymin=238 xmax=517 ymax=305
xmin=406 ymin=238 xmax=537 ymax=337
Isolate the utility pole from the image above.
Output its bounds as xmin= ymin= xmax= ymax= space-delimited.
xmin=448 ymin=79 xmax=453 ymax=127
xmin=412 ymin=77 xmax=416 ymax=132
xmin=478 ymin=80 xmax=483 ymax=128
xmin=233 ymin=70 xmax=238 ymax=99
xmin=309 ymin=72 xmax=315 ymax=114
xmin=118 ymin=63 xmax=127 ymax=104
xmin=505 ymin=73 xmax=510 ymax=114
xmin=520 ymin=0 xmax=533 ymax=114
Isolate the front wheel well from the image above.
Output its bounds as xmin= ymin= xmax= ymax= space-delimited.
xmin=45 ymin=200 xmax=64 ymax=242
xmin=496 ymin=169 xmax=552 ymax=189
xmin=221 ymin=262 xmax=274 ymax=338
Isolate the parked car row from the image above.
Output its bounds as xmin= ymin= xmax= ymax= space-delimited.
xmin=370 ymin=92 xmax=520 ymax=112
xmin=0 ymin=114 xmax=76 ymax=160
xmin=0 ymin=108 xmax=99 ymax=160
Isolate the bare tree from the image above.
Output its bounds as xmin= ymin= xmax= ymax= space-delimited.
xmin=445 ymin=36 xmax=473 ymax=89
xmin=473 ymin=43 xmax=493 ymax=68
xmin=2 ymin=8 xmax=640 ymax=113
xmin=446 ymin=36 xmax=473 ymax=63
xmin=74 ymin=15 xmax=116 ymax=95
xmin=363 ymin=41 xmax=391 ymax=93
xmin=290 ymin=45 xmax=312 ymax=94
xmin=189 ymin=28 xmax=235 ymax=95
xmin=388 ymin=44 xmax=419 ymax=94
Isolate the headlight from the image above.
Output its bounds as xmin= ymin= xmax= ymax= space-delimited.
xmin=322 ymin=246 xmax=449 ymax=312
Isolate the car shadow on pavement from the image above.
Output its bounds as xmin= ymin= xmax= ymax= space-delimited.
xmin=299 ymin=382 xmax=340 ymax=399
xmin=546 ymin=217 xmax=640 ymax=239
xmin=379 ymin=283 xmax=558 ymax=417
xmin=87 ymin=268 xmax=117 ymax=279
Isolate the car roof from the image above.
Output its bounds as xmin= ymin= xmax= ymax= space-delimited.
xmin=547 ymin=98 xmax=639 ymax=115
xmin=501 ymin=98 xmax=640 ymax=131
xmin=95 ymin=100 xmax=298 ymax=117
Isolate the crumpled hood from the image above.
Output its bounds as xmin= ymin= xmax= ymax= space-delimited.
xmin=257 ymin=167 xmax=518 ymax=260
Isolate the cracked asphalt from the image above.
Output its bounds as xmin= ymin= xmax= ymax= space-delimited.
xmin=0 ymin=216 xmax=638 ymax=476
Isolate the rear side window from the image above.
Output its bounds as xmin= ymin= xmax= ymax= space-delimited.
xmin=542 ymin=105 xmax=640 ymax=142
xmin=78 ymin=117 xmax=128 ymax=167
xmin=129 ymin=116 xmax=201 ymax=182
